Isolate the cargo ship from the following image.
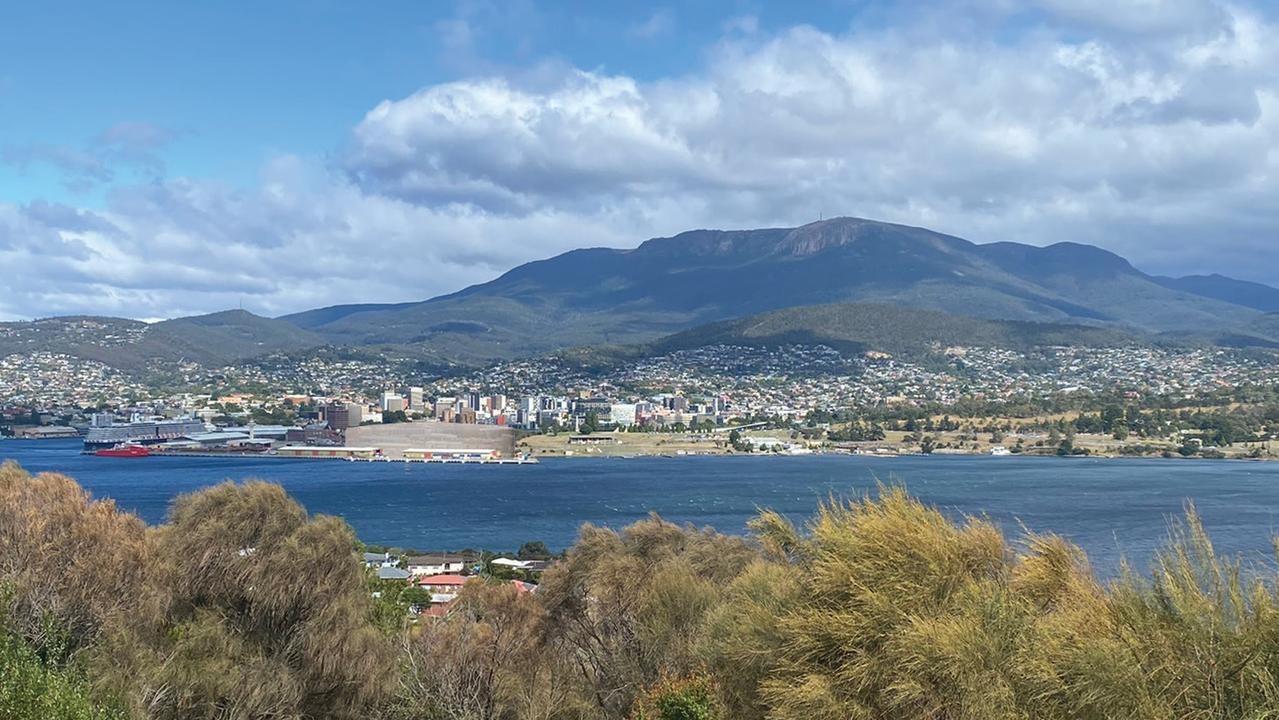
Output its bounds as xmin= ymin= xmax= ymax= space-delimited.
xmin=83 ymin=416 xmax=208 ymax=451
xmin=94 ymin=444 xmax=151 ymax=458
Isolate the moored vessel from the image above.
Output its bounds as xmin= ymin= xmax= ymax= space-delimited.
xmin=94 ymin=444 xmax=151 ymax=458
xmin=83 ymin=415 xmax=207 ymax=451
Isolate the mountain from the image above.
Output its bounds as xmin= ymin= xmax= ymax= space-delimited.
xmin=8 ymin=217 xmax=1277 ymax=372
xmin=284 ymin=217 xmax=1277 ymax=361
xmin=0 ymin=310 xmax=325 ymax=373
xmin=560 ymin=302 xmax=1146 ymax=368
xmin=1152 ymin=274 xmax=1279 ymax=313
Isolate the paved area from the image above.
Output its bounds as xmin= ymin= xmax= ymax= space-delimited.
xmin=345 ymin=422 xmax=517 ymax=459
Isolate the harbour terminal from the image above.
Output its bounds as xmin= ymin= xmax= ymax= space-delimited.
xmin=76 ymin=409 xmax=528 ymax=463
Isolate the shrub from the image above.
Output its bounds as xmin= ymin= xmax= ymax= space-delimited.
xmin=630 ymin=674 xmax=723 ymax=720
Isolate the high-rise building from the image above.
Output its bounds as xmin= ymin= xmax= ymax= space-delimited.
xmin=611 ymin=403 xmax=638 ymax=427
xmin=407 ymin=386 xmax=425 ymax=413
xmin=381 ymin=392 xmax=406 ymax=413
xmin=323 ymin=403 xmax=351 ymax=431
xmin=345 ymin=402 xmax=364 ymax=426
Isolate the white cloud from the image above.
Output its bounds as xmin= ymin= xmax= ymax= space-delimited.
xmin=6 ymin=0 xmax=1278 ymax=321
xmin=343 ymin=5 xmax=1279 ymax=277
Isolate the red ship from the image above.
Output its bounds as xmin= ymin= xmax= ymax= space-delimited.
xmin=94 ymin=444 xmax=151 ymax=458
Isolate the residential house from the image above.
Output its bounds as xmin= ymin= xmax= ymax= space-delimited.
xmin=415 ymin=574 xmax=471 ymax=594
xmin=363 ymin=551 xmax=400 ymax=569
xmin=377 ymin=566 xmax=411 ymax=581
xmin=405 ymin=552 xmax=479 ymax=577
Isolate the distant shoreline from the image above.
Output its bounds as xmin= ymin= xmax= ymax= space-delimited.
xmin=2 ymin=436 xmax=1271 ymax=465
xmin=526 ymin=447 xmax=1277 ymax=463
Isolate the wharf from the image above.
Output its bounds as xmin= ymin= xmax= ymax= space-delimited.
xmin=84 ymin=449 xmax=538 ymax=464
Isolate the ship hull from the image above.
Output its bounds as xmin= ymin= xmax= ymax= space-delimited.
xmin=94 ymin=445 xmax=151 ymax=458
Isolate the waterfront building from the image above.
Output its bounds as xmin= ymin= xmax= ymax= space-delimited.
xmin=402 ymin=447 xmax=498 ymax=461
xmin=275 ymin=445 xmax=381 ymax=459
xmin=568 ymin=435 xmax=617 ymax=445
xmin=14 ymin=425 xmax=80 ymax=439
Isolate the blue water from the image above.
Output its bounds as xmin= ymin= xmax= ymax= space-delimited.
xmin=4 ymin=439 xmax=1279 ymax=574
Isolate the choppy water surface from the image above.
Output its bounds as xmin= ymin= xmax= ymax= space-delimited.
xmin=5 ymin=439 xmax=1279 ymax=574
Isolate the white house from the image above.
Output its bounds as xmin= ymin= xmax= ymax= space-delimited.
xmin=363 ymin=552 xmax=399 ymax=568
xmin=405 ymin=553 xmax=474 ymax=577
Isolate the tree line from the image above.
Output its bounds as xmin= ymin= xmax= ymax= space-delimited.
xmin=6 ymin=459 xmax=1279 ymax=718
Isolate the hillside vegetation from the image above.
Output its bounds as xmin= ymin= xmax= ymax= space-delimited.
xmin=653 ymin=302 xmax=1141 ymax=355
xmin=0 ymin=310 xmax=325 ymax=373
xmin=561 ymin=302 xmax=1145 ymax=368
xmin=7 ymin=460 xmax=1279 ymax=719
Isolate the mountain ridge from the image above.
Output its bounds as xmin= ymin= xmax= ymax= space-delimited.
xmin=280 ymin=216 xmax=1276 ymax=361
xmin=5 ymin=217 xmax=1278 ymax=371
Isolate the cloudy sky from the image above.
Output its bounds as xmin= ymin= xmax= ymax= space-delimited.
xmin=1 ymin=0 xmax=1276 ymax=321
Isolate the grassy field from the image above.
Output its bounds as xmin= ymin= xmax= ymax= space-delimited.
xmin=518 ymin=431 xmax=733 ymax=457
xmin=517 ymin=427 xmax=1276 ymax=459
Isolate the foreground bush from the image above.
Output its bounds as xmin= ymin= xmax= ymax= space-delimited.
xmin=704 ymin=488 xmax=1279 ymax=720
xmin=4 ymin=462 xmax=1279 ymax=719
xmin=629 ymin=675 xmax=723 ymax=720
xmin=536 ymin=514 xmax=757 ymax=718
xmin=0 ymin=461 xmax=147 ymax=659
xmin=100 ymin=481 xmax=396 ymax=719
xmin=0 ymin=621 xmax=125 ymax=720
xmin=1 ymin=464 xmax=393 ymax=719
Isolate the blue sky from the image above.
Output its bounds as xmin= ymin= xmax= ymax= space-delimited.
xmin=1 ymin=0 xmax=1277 ymax=320
xmin=2 ymin=1 xmax=886 ymax=205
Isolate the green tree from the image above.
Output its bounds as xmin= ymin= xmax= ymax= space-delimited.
xmin=630 ymin=674 xmax=724 ymax=720
xmin=517 ymin=540 xmax=553 ymax=561
xmin=0 ymin=623 xmax=126 ymax=720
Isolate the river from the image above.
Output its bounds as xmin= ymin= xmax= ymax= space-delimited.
xmin=4 ymin=438 xmax=1278 ymax=575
